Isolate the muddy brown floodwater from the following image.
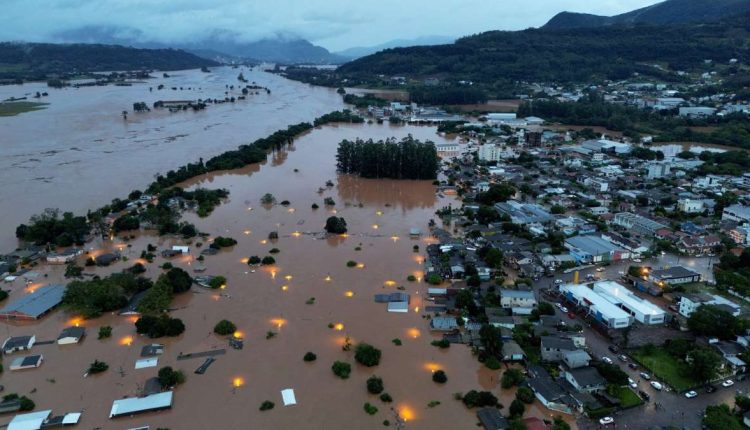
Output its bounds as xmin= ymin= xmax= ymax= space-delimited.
xmin=0 ymin=66 xmax=344 ymax=252
xmin=0 ymin=122 xmax=576 ymax=429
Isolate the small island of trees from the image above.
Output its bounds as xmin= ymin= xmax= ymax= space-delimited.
xmin=336 ymin=136 xmax=438 ymax=180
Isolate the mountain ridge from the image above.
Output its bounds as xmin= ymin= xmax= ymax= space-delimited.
xmin=544 ymin=0 xmax=750 ymax=29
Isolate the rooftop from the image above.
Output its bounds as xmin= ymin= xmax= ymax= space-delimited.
xmin=561 ymin=283 xmax=632 ymax=320
xmin=110 ymin=391 xmax=173 ymax=418
xmin=651 ymin=266 xmax=700 ymax=280
xmin=0 ymin=284 xmax=65 ymax=319
xmin=593 ymin=281 xmax=665 ymax=317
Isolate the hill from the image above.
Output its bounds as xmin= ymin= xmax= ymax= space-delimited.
xmin=0 ymin=42 xmax=218 ymax=82
xmin=544 ymin=0 xmax=750 ymax=29
xmin=52 ymin=26 xmax=342 ymax=64
xmin=336 ymin=15 xmax=750 ymax=86
xmin=335 ymin=36 xmax=455 ymax=60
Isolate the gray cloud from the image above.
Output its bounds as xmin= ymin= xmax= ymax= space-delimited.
xmin=2 ymin=0 xmax=663 ymax=50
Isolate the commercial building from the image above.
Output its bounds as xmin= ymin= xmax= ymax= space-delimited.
xmin=649 ymin=266 xmax=701 ymax=285
xmin=0 ymin=284 xmax=66 ymax=321
xmin=494 ymin=201 xmax=554 ymax=226
xmin=679 ymin=293 xmax=741 ymax=318
xmin=592 ymin=281 xmax=666 ymax=325
xmin=560 ymin=283 xmax=633 ymax=329
xmin=677 ymin=199 xmax=705 ymax=214
xmin=723 ymin=204 xmax=750 ymax=224
xmin=565 ymin=235 xmax=628 ymax=264
xmin=613 ymin=212 xmax=667 ymax=236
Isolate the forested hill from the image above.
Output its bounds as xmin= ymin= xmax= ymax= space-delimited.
xmin=544 ymin=0 xmax=750 ymax=30
xmin=0 ymin=42 xmax=219 ymax=81
xmin=336 ymin=15 xmax=750 ymax=84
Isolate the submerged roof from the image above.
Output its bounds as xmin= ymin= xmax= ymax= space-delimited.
xmin=0 ymin=284 xmax=65 ymax=319
xmin=110 ymin=391 xmax=173 ymax=418
xmin=8 ymin=410 xmax=52 ymax=430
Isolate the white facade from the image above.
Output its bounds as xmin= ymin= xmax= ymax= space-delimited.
xmin=679 ymin=294 xmax=742 ymax=318
xmin=593 ymin=281 xmax=666 ymax=325
xmin=723 ymin=204 xmax=750 ymax=223
xmin=560 ymin=283 xmax=633 ymax=329
xmin=478 ymin=144 xmax=515 ymax=162
xmin=677 ymin=199 xmax=704 ymax=214
xmin=647 ymin=163 xmax=671 ymax=179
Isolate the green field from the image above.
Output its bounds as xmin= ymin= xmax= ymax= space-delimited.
xmin=0 ymin=101 xmax=48 ymax=117
xmin=612 ymin=386 xmax=643 ymax=408
xmin=632 ymin=348 xmax=698 ymax=392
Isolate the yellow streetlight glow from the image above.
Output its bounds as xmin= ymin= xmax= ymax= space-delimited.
xmin=285 ymin=275 xmax=293 ymax=281
xmin=334 ymin=323 xmax=344 ymax=331
xmin=282 ymin=285 xmax=289 ymax=291
xmin=356 ymin=263 xmax=365 ymax=269
xmin=376 ymin=210 xmax=383 ymax=216
xmin=372 ymin=224 xmax=379 ymax=230
xmin=233 ymin=377 xmax=244 ymax=388
xmin=345 ymin=291 xmax=354 ymax=297
xmin=325 ymin=275 xmax=332 ymax=282
xmin=292 ymin=231 xmax=301 ymax=237
xmin=120 ymin=336 xmax=133 ymax=346
xmin=243 ymin=230 xmax=251 ymax=235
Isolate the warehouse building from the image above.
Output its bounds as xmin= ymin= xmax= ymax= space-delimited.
xmin=0 ymin=284 xmax=66 ymax=321
xmin=565 ymin=235 xmax=629 ymax=264
xmin=592 ymin=281 xmax=666 ymax=325
xmin=560 ymin=283 xmax=633 ymax=329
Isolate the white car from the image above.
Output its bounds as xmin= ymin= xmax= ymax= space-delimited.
xmin=628 ymin=378 xmax=637 ymax=389
xmin=596 ymin=267 xmax=605 ymax=272
xmin=560 ymin=306 xmax=569 ymax=313
xmin=554 ymin=279 xmax=563 ymax=285
xmin=555 ymin=302 xmax=562 ymax=309
xmin=640 ymin=372 xmax=651 ymax=380
xmin=650 ymin=381 xmax=663 ymax=391
xmin=685 ymin=391 xmax=698 ymax=398
xmin=599 ymin=417 xmax=614 ymax=425
xmin=602 ymin=356 xmax=613 ymax=364
xmin=723 ymin=380 xmax=735 ymax=387
xmin=632 ymin=258 xmax=642 ymax=263
xmin=618 ymin=270 xmax=625 ymax=276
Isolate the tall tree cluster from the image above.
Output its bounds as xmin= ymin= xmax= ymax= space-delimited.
xmin=336 ymin=136 xmax=438 ymax=180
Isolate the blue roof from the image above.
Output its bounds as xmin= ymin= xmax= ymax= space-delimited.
xmin=0 ymin=284 xmax=65 ymax=319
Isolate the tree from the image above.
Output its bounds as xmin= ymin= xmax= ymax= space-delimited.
xmin=366 ymin=376 xmax=384 ymax=394
xmin=303 ymin=352 xmax=317 ymax=362
xmin=476 ymin=183 xmax=515 ymax=205
xmin=689 ymin=347 xmax=721 ymax=383
xmin=594 ymin=362 xmax=629 ymax=386
xmin=324 ymin=216 xmax=348 ymax=234
xmin=208 ymin=276 xmax=226 ymax=289
xmin=688 ymin=305 xmax=745 ymax=340
xmin=135 ymin=315 xmax=185 ymax=338
xmin=332 ymin=361 xmax=352 ymax=379
xmin=703 ymin=404 xmax=742 ymax=430
xmin=158 ymin=366 xmax=185 ymax=388
xmin=260 ymin=193 xmax=276 ymax=204
xmin=516 ymin=386 xmax=535 ymax=404
xmin=550 ymin=205 xmax=566 ymax=214
xmin=259 ymin=401 xmax=275 ymax=411
xmin=483 ymin=248 xmax=504 ymax=269
xmin=112 ymin=215 xmax=140 ymax=232
xmin=355 ymin=343 xmax=382 ymax=367
xmin=98 ymin=326 xmax=112 ymax=339
xmin=64 ymin=263 xmax=83 ymax=278
xmin=88 ymin=360 xmax=109 ymax=374
xmin=261 ymin=256 xmax=276 ymax=265
xmin=214 ymin=319 xmax=237 ymax=335
xmin=551 ymin=416 xmax=571 ymax=430
xmin=164 ymin=267 xmax=192 ymax=293
xmin=509 ymin=399 xmax=525 ymax=418
xmin=462 ymin=390 xmax=499 ymax=408
xmin=426 ymin=273 xmax=443 ymax=285
xmin=479 ymin=324 xmax=503 ymax=359
xmin=501 ymin=368 xmax=525 ymax=389
xmin=432 ymin=370 xmax=447 ymax=383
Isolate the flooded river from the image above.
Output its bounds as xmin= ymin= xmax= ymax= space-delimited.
xmin=0 ymin=66 xmax=344 ymax=251
xmin=0 ymin=121 xmax=574 ymax=429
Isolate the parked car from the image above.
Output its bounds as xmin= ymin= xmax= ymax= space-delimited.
xmin=618 ymin=270 xmax=625 ymax=276
xmin=640 ymin=372 xmax=651 ymax=380
xmin=628 ymin=363 xmax=638 ymax=370
xmin=705 ymin=385 xmax=717 ymax=393
xmin=599 ymin=417 xmax=614 ymax=425
xmin=619 ymin=354 xmax=628 ymax=362
xmin=608 ymin=345 xmax=619 ymax=354
xmin=651 ymin=381 xmax=663 ymax=390
xmin=602 ymin=356 xmax=613 ymax=364
xmin=628 ymin=378 xmax=637 ymax=389
xmin=685 ymin=391 xmax=698 ymax=398
xmin=554 ymin=279 xmax=563 ymax=285
xmin=633 ymin=258 xmax=642 ymax=263
xmin=723 ymin=380 xmax=735 ymax=387
xmin=639 ymin=390 xmax=650 ymax=401
xmin=567 ymin=312 xmax=576 ymax=319
xmin=560 ymin=306 xmax=569 ymax=313
xmin=596 ymin=267 xmax=605 ymax=272
xmin=555 ymin=302 xmax=562 ymax=309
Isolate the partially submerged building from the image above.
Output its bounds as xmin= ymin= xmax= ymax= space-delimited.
xmin=0 ymin=284 xmax=66 ymax=320
xmin=109 ymin=391 xmax=173 ymax=418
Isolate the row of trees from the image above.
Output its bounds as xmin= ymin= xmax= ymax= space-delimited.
xmin=336 ymin=136 xmax=439 ymax=180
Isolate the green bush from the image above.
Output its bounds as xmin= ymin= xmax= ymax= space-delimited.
xmin=431 ymin=339 xmax=450 ymax=349
xmin=208 ymin=276 xmax=226 ymax=289
xmin=98 ymin=326 xmax=112 ymax=339
xmin=259 ymin=401 xmax=275 ymax=411
xmin=379 ymin=393 xmax=392 ymax=402
xmin=88 ymin=360 xmax=109 ymax=374
xmin=407 ymin=275 xmax=417 ymax=282
xmin=391 ymin=338 xmax=402 ymax=346
xmin=355 ymin=343 xmax=382 ymax=367
xmin=367 ymin=376 xmax=384 ymax=394
xmin=158 ymin=366 xmax=185 ymax=388
xmin=364 ymin=402 xmax=378 ymax=415
xmin=509 ymin=399 xmax=525 ymax=417
xmin=462 ymin=390 xmax=498 ymax=408
xmin=248 ymin=256 xmax=261 ymax=265
xmin=432 ymin=370 xmax=447 ymax=383
xmin=484 ymin=356 xmax=501 ymax=370
xmin=303 ymin=352 xmax=317 ymax=362
xmin=516 ymin=386 xmax=535 ymax=404
xmin=501 ymin=368 xmax=525 ymax=389
xmin=427 ymin=273 xmax=443 ymax=285
xmin=214 ymin=319 xmax=236 ymax=335
xmin=261 ymin=256 xmax=276 ymax=265
xmin=346 ymin=260 xmax=358 ymax=267
xmin=332 ymin=361 xmax=352 ymax=379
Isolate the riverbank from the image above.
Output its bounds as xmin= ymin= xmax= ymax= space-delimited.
xmin=0 ymin=101 xmax=48 ymax=116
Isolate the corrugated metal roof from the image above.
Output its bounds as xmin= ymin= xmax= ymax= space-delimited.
xmin=110 ymin=391 xmax=173 ymax=418
xmin=0 ymin=284 xmax=65 ymax=319
xmin=8 ymin=410 xmax=51 ymax=430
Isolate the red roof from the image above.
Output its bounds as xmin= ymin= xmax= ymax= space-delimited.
xmin=523 ymin=417 xmax=551 ymax=430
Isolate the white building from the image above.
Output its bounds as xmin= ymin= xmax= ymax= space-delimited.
xmin=593 ymin=281 xmax=666 ymax=325
xmin=679 ymin=107 xmax=716 ymax=117
xmin=647 ymin=163 xmax=671 ymax=179
xmin=499 ymin=289 xmax=536 ymax=309
xmin=679 ymin=293 xmax=741 ymax=318
xmin=560 ymin=283 xmax=633 ymax=329
xmin=478 ymin=144 xmax=516 ymax=162
xmin=435 ymin=142 xmax=459 ymax=156
xmin=677 ymin=199 xmax=705 ymax=214
xmin=723 ymin=204 xmax=750 ymax=224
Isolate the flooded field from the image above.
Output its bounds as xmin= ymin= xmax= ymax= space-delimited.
xmin=0 ymin=66 xmax=344 ymax=251
xmin=0 ymin=122 xmax=573 ymax=429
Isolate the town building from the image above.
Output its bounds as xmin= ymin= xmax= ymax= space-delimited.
xmin=57 ymin=326 xmax=86 ymax=345
xmin=499 ymin=289 xmax=536 ymax=309
xmin=9 ymin=354 xmax=43 ymax=371
xmin=649 ymin=266 xmax=701 ymax=285
xmin=565 ymin=235 xmax=628 ymax=264
xmin=540 ymin=336 xmax=577 ymax=361
xmin=722 ymin=204 xmax=750 ymax=223
xmin=109 ymin=391 xmax=174 ymax=418
xmin=613 ymin=212 xmax=668 ymax=236
xmin=592 ymin=281 xmax=666 ymax=325
xmin=564 ymin=367 xmax=606 ymax=393
xmin=560 ymin=283 xmax=633 ymax=328
xmin=679 ymin=293 xmax=741 ymax=317
xmin=2 ymin=335 xmax=35 ymax=354
xmin=0 ymin=284 xmax=66 ymax=320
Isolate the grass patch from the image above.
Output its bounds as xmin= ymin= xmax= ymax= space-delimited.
xmin=611 ymin=386 xmax=643 ymax=408
xmin=631 ymin=348 xmax=697 ymax=392
xmin=0 ymin=101 xmax=48 ymax=116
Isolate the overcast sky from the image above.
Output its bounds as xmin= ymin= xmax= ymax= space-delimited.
xmin=3 ymin=0 xmax=663 ymax=51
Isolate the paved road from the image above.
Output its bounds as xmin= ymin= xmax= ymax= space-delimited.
xmin=527 ymin=254 xmax=742 ymax=430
